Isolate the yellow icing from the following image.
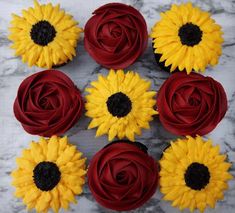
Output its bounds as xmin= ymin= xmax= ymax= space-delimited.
xmin=159 ymin=135 xmax=233 ymax=212
xmin=11 ymin=135 xmax=86 ymax=213
xmin=8 ymin=0 xmax=82 ymax=68
xmin=85 ymin=69 xmax=158 ymax=141
xmin=150 ymin=2 xmax=223 ymax=74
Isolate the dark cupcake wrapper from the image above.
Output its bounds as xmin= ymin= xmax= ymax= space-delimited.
xmin=52 ymin=60 xmax=70 ymax=69
xmin=159 ymin=143 xmax=171 ymax=160
xmin=104 ymin=140 xmax=148 ymax=154
xmin=152 ymin=41 xmax=183 ymax=73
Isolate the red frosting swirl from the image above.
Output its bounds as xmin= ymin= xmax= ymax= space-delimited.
xmin=88 ymin=141 xmax=158 ymax=211
xmin=157 ymin=72 xmax=227 ymax=136
xmin=13 ymin=70 xmax=83 ymax=136
xmin=84 ymin=3 xmax=148 ymax=69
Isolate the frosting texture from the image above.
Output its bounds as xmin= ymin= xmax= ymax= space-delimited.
xmin=8 ymin=0 xmax=82 ymax=68
xmin=87 ymin=141 xmax=158 ymax=211
xmin=84 ymin=3 xmax=148 ymax=69
xmin=14 ymin=70 xmax=83 ymax=136
xmin=159 ymin=136 xmax=232 ymax=212
xmin=157 ymin=72 xmax=227 ymax=136
xmin=11 ymin=136 xmax=87 ymax=213
xmin=150 ymin=2 xmax=223 ymax=74
xmin=85 ymin=69 xmax=157 ymax=141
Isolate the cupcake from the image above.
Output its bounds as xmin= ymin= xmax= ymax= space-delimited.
xmin=14 ymin=70 xmax=84 ymax=136
xmin=85 ymin=69 xmax=157 ymax=141
xmin=157 ymin=72 xmax=227 ymax=136
xmin=8 ymin=0 xmax=82 ymax=68
xmin=150 ymin=2 xmax=223 ymax=74
xmin=11 ymin=136 xmax=87 ymax=213
xmin=88 ymin=140 xmax=158 ymax=211
xmin=84 ymin=3 xmax=148 ymax=69
xmin=159 ymin=136 xmax=232 ymax=212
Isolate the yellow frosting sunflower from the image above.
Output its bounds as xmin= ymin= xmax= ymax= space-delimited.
xmin=11 ymin=136 xmax=86 ymax=213
xmin=159 ymin=136 xmax=233 ymax=212
xmin=8 ymin=0 xmax=82 ymax=68
xmin=150 ymin=2 xmax=223 ymax=74
xmin=85 ymin=69 xmax=157 ymax=141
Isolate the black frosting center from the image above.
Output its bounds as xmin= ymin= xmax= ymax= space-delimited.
xmin=33 ymin=161 xmax=61 ymax=191
xmin=30 ymin=20 xmax=56 ymax=46
xmin=178 ymin=23 xmax=202 ymax=46
xmin=184 ymin=162 xmax=210 ymax=190
xmin=106 ymin=92 xmax=132 ymax=117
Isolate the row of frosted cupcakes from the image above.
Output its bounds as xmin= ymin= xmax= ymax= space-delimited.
xmin=14 ymin=69 xmax=227 ymax=140
xmin=9 ymin=1 xmax=223 ymax=74
xmin=12 ymin=135 xmax=232 ymax=213
xmin=12 ymin=69 xmax=231 ymax=213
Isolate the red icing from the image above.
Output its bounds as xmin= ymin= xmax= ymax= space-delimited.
xmin=84 ymin=3 xmax=148 ymax=69
xmin=13 ymin=70 xmax=84 ymax=136
xmin=87 ymin=141 xmax=158 ymax=211
xmin=157 ymin=72 xmax=227 ymax=136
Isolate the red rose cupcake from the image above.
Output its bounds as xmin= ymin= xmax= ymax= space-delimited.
xmin=14 ymin=70 xmax=84 ymax=136
xmin=157 ymin=72 xmax=227 ymax=136
xmin=84 ymin=3 xmax=148 ymax=69
xmin=88 ymin=140 xmax=158 ymax=211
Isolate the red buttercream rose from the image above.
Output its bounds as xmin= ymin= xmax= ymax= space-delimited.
xmin=13 ymin=70 xmax=83 ymax=136
xmin=88 ymin=141 xmax=158 ymax=211
xmin=84 ymin=3 xmax=148 ymax=69
xmin=157 ymin=72 xmax=227 ymax=136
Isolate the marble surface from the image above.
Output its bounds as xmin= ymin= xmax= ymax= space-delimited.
xmin=0 ymin=0 xmax=235 ymax=212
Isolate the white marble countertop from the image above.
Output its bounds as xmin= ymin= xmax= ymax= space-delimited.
xmin=0 ymin=0 xmax=234 ymax=212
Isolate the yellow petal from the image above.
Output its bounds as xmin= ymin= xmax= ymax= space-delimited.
xmin=16 ymin=158 xmax=35 ymax=171
xmin=35 ymin=192 xmax=51 ymax=212
xmin=56 ymin=146 xmax=76 ymax=166
xmin=23 ymin=187 xmax=41 ymax=204
xmin=30 ymin=142 xmax=45 ymax=163
xmin=47 ymin=135 xmax=59 ymax=161
xmin=50 ymin=188 xmax=60 ymax=213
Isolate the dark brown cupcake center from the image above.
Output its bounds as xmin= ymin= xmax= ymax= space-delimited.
xmin=184 ymin=162 xmax=210 ymax=190
xmin=30 ymin=20 xmax=56 ymax=46
xmin=33 ymin=161 xmax=61 ymax=191
xmin=106 ymin=92 xmax=132 ymax=117
xmin=178 ymin=23 xmax=202 ymax=46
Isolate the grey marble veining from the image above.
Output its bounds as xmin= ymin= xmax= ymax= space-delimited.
xmin=0 ymin=0 xmax=235 ymax=212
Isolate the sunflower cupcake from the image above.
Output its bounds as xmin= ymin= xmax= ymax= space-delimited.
xmin=8 ymin=0 xmax=82 ymax=68
xmin=150 ymin=2 xmax=223 ymax=74
xmin=11 ymin=136 xmax=86 ymax=213
xmin=85 ymin=69 xmax=157 ymax=141
xmin=159 ymin=136 xmax=232 ymax=212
